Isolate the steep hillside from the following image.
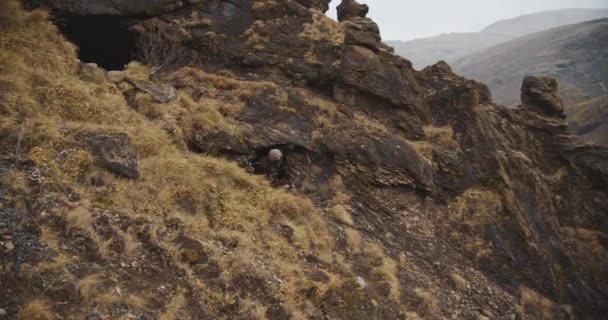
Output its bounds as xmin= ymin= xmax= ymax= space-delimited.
xmin=387 ymin=8 xmax=608 ymax=69
xmin=1 ymin=1 xmax=607 ymax=319
xmin=568 ymin=96 xmax=608 ymax=146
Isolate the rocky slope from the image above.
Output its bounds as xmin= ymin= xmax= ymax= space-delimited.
xmin=453 ymin=18 xmax=608 ymax=145
xmin=387 ymin=8 xmax=608 ymax=70
xmin=568 ymin=96 xmax=608 ymax=146
xmin=1 ymin=0 xmax=607 ymax=319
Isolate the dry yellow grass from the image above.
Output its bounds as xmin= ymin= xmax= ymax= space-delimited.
xmin=450 ymin=273 xmax=467 ymax=291
xmin=159 ymin=289 xmax=188 ymax=320
xmin=329 ymin=204 xmax=354 ymax=226
xmin=21 ymin=253 xmax=72 ymax=279
xmin=344 ymin=227 xmax=362 ymax=251
xmin=409 ymin=140 xmax=434 ymax=162
xmin=238 ymin=298 xmax=268 ymax=319
xmin=450 ymin=188 xmax=503 ymax=228
xmin=414 ymin=288 xmax=440 ymax=316
xmin=16 ymin=299 xmax=56 ymax=320
xmin=405 ymin=311 xmax=424 ymax=320
xmin=516 ymin=286 xmax=555 ymax=320
xmin=299 ymin=11 xmax=344 ymax=44
xmin=39 ymin=226 xmax=61 ymax=253
xmin=364 ymin=242 xmax=401 ymax=302
xmin=77 ymin=273 xmax=103 ymax=301
xmin=423 ymin=125 xmax=459 ymax=150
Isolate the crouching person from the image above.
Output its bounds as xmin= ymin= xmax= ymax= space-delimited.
xmin=251 ymin=149 xmax=284 ymax=182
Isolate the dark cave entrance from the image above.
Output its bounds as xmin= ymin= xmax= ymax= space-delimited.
xmin=56 ymin=15 xmax=139 ymax=70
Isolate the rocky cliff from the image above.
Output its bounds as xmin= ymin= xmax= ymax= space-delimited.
xmin=1 ymin=0 xmax=607 ymax=319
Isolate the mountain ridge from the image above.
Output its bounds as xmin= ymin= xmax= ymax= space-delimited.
xmin=387 ymin=8 xmax=608 ymax=69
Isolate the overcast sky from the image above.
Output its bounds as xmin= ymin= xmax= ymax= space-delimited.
xmin=327 ymin=0 xmax=608 ymax=41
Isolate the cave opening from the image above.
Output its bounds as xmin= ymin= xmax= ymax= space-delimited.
xmin=56 ymin=14 xmax=139 ymax=70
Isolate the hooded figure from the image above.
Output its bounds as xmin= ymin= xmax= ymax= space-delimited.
xmin=267 ymin=149 xmax=283 ymax=179
xmin=252 ymin=149 xmax=284 ymax=181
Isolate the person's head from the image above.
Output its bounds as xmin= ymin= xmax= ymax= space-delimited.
xmin=268 ymin=149 xmax=282 ymax=162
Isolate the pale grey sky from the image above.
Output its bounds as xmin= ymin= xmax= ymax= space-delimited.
xmin=327 ymin=0 xmax=608 ymax=40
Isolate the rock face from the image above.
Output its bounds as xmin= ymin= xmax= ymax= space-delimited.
xmin=29 ymin=0 xmax=188 ymax=16
xmin=82 ymin=131 xmax=140 ymax=178
xmin=343 ymin=18 xmax=381 ymax=52
xmin=32 ymin=0 xmax=332 ymax=15
xmin=4 ymin=1 xmax=608 ymax=320
xmin=520 ymin=75 xmax=565 ymax=118
xmin=337 ymin=0 xmax=369 ymax=21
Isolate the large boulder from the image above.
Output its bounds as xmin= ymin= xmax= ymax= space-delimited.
xmin=336 ymin=0 xmax=369 ymax=22
xmin=81 ymin=131 xmax=140 ymax=179
xmin=520 ymin=75 xmax=565 ymax=118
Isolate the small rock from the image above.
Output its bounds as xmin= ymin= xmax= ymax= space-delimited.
xmin=129 ymin=79 xmax=177 ymax=103
xmin=0 ymin=308 xmax=7 ymax=318
xmin=78 ymin=62 xmax=106 ymax=83
xmin=480 ymin=309 xmax=494 ymax=318
xmin=107 ymin=71 xmax=126 ymax=83
xmin=355 ymin=276 xmax=367 ymax=288
xmin=308 ymin=270 xmax=330 ymax=283
xmin=2 ymin=241 xmax=14 ymax=253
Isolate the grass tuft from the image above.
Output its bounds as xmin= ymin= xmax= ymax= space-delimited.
xmin=16 ymin=299 xmax=56 ymax=320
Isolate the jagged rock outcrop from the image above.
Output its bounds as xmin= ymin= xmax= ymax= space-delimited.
xmin=2 ymin=1 xmax=608 ymax=319
xmin=520 ymin=75 xmax=566 ymax=118
xmin=336 ymin=0 xmax=369 ymax=21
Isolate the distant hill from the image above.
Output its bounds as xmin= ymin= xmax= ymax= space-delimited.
xmin=453 ymin=18 xmax=608 ymax=106
xmin=481 ymin=8 xmax=608 ymax=36
xmin=453 ymin=18 xmax=608 ymax=144
xmin=387 ymin=8 xmax=608 ymax=69
xmin=387 ymin=32 xmax=512 ymax=70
